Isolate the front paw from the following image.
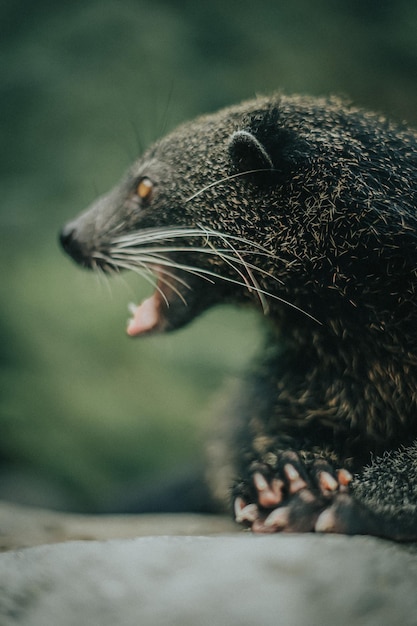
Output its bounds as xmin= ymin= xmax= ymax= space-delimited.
xmin=233 ymin=451 xmax=353 ymax=534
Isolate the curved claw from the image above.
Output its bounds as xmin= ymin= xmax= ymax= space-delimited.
xmin=234 ymin=497 xmax=259 ymax=523
xmin=253 ymin=472 xmax=284 ymax=507
xmin=284 ymin=464 xmax=308 ymax=494
xmin=318 ymin=471 xmax=338 ymax=494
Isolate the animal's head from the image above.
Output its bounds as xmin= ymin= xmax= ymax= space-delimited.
xmin=59 ymin=96 xmax=320 ymax=335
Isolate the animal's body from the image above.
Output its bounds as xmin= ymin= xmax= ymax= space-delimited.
xmin=60 ymin=94 xmax=417 ymax=540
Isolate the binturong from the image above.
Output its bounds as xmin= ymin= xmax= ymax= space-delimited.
xmin=60 ymin=94 xmax=417 ymax=540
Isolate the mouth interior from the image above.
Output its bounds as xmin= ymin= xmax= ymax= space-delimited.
xmin=126 ymin=266 xmax=177 ymax=337
xmin=127 ymin=293 xmax=161 ymax=337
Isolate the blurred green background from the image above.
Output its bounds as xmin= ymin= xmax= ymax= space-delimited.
xmin=1 ymin=0 xmax=417 ymax=512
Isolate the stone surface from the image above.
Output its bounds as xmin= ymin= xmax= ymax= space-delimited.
xmin=1 ymin=533 xmax=417 ymax=626
xmin=0 ymin=501 xmax=417 ymax=626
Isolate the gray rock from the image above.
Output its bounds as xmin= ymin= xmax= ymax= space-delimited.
xmin=1 ymin=533 xmax=417 ymax=626
xmin=0 ymin=501 xmax=236 ymax=551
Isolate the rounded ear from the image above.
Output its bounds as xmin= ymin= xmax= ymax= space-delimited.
xmin=228 ymin=130 xmax=274 ymax=174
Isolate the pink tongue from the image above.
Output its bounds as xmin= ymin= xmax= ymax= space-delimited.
xmin=127 ymin=295 xmax=159 ymax=336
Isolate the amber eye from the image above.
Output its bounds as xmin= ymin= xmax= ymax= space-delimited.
xmin=136 ymin=177 xmax=153 ymax=202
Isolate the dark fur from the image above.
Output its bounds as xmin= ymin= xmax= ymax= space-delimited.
xmin=60 ymin=94 xmax=417 ymax=540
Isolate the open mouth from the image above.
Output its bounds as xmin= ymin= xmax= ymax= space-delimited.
xmin=124 ymin=257 xmax=210 ymax=337
xmin=95 ymin=226 xmax=302 ymax=336
xmin=126 ymin=267 xmax=183 ymax=337
xmin=127 ymin=294 xmax=162 ymax=336
xmin=127 ymin=284 xmax=175 ymax=337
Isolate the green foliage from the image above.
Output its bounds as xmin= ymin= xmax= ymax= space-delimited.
xmin=1 ymin=0 xmax=417 ymax=510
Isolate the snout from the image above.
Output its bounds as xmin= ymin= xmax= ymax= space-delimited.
xmin=59 ymin=221 xmax=94 ymax=268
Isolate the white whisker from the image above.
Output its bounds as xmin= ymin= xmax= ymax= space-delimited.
xmin=109 ymin=245 xmax=283 ymax=287
xmin=95 ymin=251 xmax=196 ymax=307
xmin=210 ymin=231 xmax=270 ymax=314
xmin=94 ymin=262 xmax=114 ymax=297
xmin=96 ymin=224 xmax=321 ymax=325
xmin=112 ymin=226 xmax=275 ymax=257
xmin=93 ymin=252 xmax=170 ymax=308
xmin=184 ymin=169 xmax=278 ymax=202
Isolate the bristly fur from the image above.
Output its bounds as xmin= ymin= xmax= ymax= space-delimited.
xmin=60 ymin=93 xmax=417 ymax=540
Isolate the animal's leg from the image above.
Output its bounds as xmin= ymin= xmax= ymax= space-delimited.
xmin=233 ymin=444 xmax=417 ymax=540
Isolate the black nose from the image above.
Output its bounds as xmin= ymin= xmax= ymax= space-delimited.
xmin=59 ymin=223 xmax=76 ymax=254
xmin=59 ymin=223 xmax=90 ymax=266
